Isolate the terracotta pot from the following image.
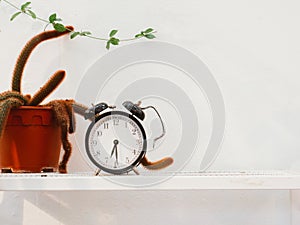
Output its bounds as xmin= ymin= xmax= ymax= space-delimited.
xmin=0 ymin=106 xmax=61 ymax=173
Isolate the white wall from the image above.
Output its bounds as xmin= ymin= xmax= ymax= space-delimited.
xmin=0 ymin=0 xmax=300 ymax=224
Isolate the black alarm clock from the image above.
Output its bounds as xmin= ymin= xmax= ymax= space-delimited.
xmin=84 ymin=101 xmax=165 ymax=175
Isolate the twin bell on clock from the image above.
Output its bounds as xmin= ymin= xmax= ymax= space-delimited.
xmin=84 ymin=100 xmax=173 ymax=175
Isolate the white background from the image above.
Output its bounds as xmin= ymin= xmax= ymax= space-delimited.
xmin=0 ymin=0 xmax=300 ymax=224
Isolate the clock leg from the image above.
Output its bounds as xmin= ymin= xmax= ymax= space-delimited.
xmin=132 ymin=166 xmax=140 ymax=175
xmin=94 ymin=169 xmax=101 ymax=176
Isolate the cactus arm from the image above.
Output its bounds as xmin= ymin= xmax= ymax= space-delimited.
xmin=28 ymin=70 xmax=66 ymax=106
xmin=140 ymin=156 xmax=174 ymax=170
xmin=0 ymin=91 xmax=29 ymax=137
xmin=0 ymin=100 xmax=18 ymax=137
xmin=12 ymin=26 xmax=74 ymax=93
xmin=46 ymin=99 xmax=74 ymax=173
xmin=65 ymin=99 xmax=76 ymax=134
xmin=0 ymin=90 xmax=30 ymax=103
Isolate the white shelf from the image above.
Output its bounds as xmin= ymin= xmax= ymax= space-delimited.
xmin=1 ymin=171 xmax=300 ymax=191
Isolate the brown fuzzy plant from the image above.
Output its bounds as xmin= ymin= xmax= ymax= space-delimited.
xmin=0 ymin=27 xmax=75 ymax=173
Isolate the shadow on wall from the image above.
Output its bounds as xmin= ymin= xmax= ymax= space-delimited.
xmin=0 ymin=190 xmax=291 ymax=225
xmin=0 ymin=192 xmax=24 ymax=225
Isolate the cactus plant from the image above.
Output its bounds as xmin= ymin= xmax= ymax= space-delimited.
xmin=0 ymin=27 xmax=75 ymax=173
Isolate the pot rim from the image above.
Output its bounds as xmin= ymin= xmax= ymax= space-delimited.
xmin=11 ymin=106 xmax=52 ymax=110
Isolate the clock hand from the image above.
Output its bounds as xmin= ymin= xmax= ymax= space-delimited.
xmin=110 ymin=145 xmax=116 ymax=158
xmin=110 ymin=140 xmax=119 ymax=165
xmin=115 ymin=144 xmax=119 ymax=165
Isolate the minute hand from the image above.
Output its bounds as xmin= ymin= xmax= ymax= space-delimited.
xmin=115 ymin=145 xmax=118 ymax=165
xmin=110 ymin=140 xmax=119 ymax=165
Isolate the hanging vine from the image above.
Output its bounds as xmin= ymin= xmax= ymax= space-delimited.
xmin=1 ymin=0 xmax=157 ymax=49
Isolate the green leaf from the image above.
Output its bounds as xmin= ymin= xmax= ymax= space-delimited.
xmin=10 ymin=12 xmax=22 ymax=21
xmin=144 ymin=28 xmax=154 ymax=33
xmin=49 ymin=13 xmax=57 ymax=23
xmin=135 ymin=33 xmax=143 ymax=38
xmin=109 ymin=29 xmax=118 ymax=37
xmin=109 ymin=37 xmax=119 ymax=45
xmin=27 ymin=10 xmax=36 ymax=19
xmin=70 ymin=31 xmax=80 ymax=39
xmin=106 ymin=41 xmax=111 ymax=50
xmin=21 ymin=2 xmax=31 ymax=11
xmin=145 ymin=33 xmax=156 ymax=39
xmin=53 ymin=23 xmax=66 ymax=32
xmin=80 ymin=31 xmax=92 ymax=36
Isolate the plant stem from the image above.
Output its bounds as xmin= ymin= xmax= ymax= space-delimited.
xmin=3 ymin=0 xmax=48 ymax=23
xmin=121 ymin=31 xmax=157 ymax=42
xmin=1 ymin=0 xmax=156 ymax=45
xmin=84 ymin=35 xmax=109 ymax=42
xmin=2 ymin=0 xmax=18 ymax=10
xmin=35 ymin=16 xmax=49 ymax=24
xmin=121 ymin=37 xmax=142 ymax=42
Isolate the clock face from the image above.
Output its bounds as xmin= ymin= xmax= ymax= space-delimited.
xmin=85 ymin=111 xmax=147 ymax=174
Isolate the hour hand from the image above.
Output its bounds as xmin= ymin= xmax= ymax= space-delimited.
xmin=110 ymin=146 xmax=116 ymax=158
xmin=110 ymin=139 xmax=119 ymax=164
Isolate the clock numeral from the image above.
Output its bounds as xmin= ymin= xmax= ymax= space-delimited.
xmin=96 ymin=131 xmax=102 ymax=137
xmin=133 ymin=149 xmax=137 ymax=155
xmin=126 ymin=157 xmax=130 ymax=163
xmin=105 ymin=157 xmax=109 ymax=164
xmin=91 ymin=140 xmax=97 ymax=146
xmin=136 ymin=139 xmax=142 ymax=145
xmin=93 ymin=151 xmax=100 ymax=157
xmin=103 ymin=123 xmax=109 ymax=129
xmin=113 ymin=119 xmax=119 ymax=126
xmin=131 ymin=128 xmax=137 ymax=135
